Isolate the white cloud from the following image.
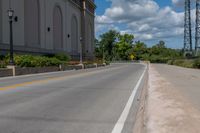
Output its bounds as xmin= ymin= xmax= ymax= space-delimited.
xmin=172 ymin=0 xmax=195 ymax=7
xmin=172 ymin=0 xmax=184 ymax=6
xmin=95 ymin=0 xmax=196 ymax=47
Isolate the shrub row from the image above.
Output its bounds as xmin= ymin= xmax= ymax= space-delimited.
xmin=0 ymin=53 xmax=71 ymax=68
xmin=167 ymin=58 xmax=200 ymax=69
xmin=193 ymin=58 xmax=200 ymax=68
xmin=13 ymin=55 xmax=63 ymax=67
xmin=141 ymin=54 xmax=173 ymax=63
xmin=0 ymin=61 xmax=6 ymax=68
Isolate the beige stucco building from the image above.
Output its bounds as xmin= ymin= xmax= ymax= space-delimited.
xmin=0 ymin=0 xmax=96 ymax=59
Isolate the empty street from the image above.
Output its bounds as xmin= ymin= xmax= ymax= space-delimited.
xmin=0 ymin=63 xmax=146 ymax=133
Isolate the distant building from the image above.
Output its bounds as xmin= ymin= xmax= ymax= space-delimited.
xmin=0 ymin=0 xmax=96 ymax=60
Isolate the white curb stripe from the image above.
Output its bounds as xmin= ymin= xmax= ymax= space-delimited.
xmin=111 ymin=65 xmax=147 ymax=133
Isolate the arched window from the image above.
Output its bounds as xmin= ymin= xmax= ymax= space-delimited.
xmin=24 ymin=0 xmax=40 ymax=47
xmin=53 ymin=6 xmax=63 ymax=50
xmin=71 ymin=16 xmax=78 ymax=55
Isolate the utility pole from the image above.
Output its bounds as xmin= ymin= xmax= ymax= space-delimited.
xmin=184 ymin=0 xmax=193 ymax=57
xmin=196 ymin=0 xmax=200 ymax=56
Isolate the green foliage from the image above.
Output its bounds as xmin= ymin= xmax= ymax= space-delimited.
xmin=105 ymin=60 xmax=110 ymax=65
xmin=0 ymin=55 xmax=6 ymax=68
xmin=167 ymin=59 xmax=199 ymax=68
xmin=95 ymin=30 xmax=182 ymax=63
xmin=131 ymin=41 xmax=147 ymax=60
xmin=95 ymin=39 xmax=102 ymax=58
xmin=148 ymin=55 xmax=170 ymax=63
xmin=54 ymin=53 xmax=71 ymax=62
xmin=95 ymin=30 xmax=119 ymax=61
xmin=193 ymin=58 xmax=200 ymax=68
xmin=167 ymin=59 xmax=174 ymax=65
xmin=3 ymin=54 xmax=65 ymax=67
xmin=0 ymin=55 xmax=5 ymax=60
xmin=0 ymin=53 xmax=72 ymax=68
xmin=114 ymin=34 xmax=134 ymax=60
xmin=12 ymin=55 xmax=62 ymax=67
xmin=0 ymin=61 xmax=6 ymax=68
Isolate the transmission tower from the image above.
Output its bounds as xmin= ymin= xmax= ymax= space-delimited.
xmin=195 ymin=0 xmax=200 ymax=56
xmin=184 ymin=0 xmax=193 ymax=56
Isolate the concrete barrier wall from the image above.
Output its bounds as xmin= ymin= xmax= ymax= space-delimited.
xmin=0 ymin=68 xmax=13 ymax=77
xmin=0 ymin=64 xmax=107 ymax=78
xmin=15 ymin=67 xmax=60 ymax=76
xmin=61 ymin=65 xmax=83 ymax=71
xmin=84 ymin=64 xmax=97 ymax=69
xmin=97 ymin=64 xmax=106 ymax=67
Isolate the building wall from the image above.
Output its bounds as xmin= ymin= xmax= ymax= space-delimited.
xmin=85 ymin=8 xmax=95 ymax=58
xmin=24 ymin=0 xmax=40 ymax=47
xmin=67 ymin=1 xmax=81 ymax=56
xmin=2 ymin=0 xmax=25 ymax=46
xmin=0 ymin=0 xmax=95 ymax=59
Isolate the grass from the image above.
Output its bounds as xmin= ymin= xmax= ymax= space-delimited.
xmin=167 ymin=58 xmax=200 ymax=69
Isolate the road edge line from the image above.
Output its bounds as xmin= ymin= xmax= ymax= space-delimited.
xmin=111 ymin=64 xmax=147 ymax=133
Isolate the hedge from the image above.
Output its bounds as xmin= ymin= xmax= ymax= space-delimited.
xmin=13 ymin=55 xmax=63 ymax=67
xmin=0 ymin=61 xmax=6 ymax=68
xmin=167 ymin=58 xmax=200 ymax=69
xmin=1 ymin=54 xmax=71 ymax=68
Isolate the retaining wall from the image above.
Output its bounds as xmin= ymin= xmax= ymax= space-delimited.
xmin=0 ymin=64 xmax=107 ymax=78
xmin=15 ymin=67 xmax=60 ymax=76
xmin=0 ymin=68 xmax=13 ymax=77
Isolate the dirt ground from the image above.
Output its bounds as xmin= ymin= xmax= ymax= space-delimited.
xmin=145 ymin=65 xmax=200 ymax=133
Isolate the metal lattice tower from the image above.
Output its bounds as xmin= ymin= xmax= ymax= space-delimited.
xmin=184 ymin=0 xmax=193 ymax=55
xmin=195 ymin=0 xmax=200 ymax=56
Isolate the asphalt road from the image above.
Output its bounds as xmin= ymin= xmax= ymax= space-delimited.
xmin=153 ymin=64 xmax=200 ymax=110
xmin=0 ymin=63 xmax=146 ymax=133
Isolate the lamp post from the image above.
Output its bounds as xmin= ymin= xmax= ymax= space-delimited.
xmin=102 ymin=43 xmax=105 ymax=63
xmin=8 ymin=8 xmax=14 ymax=65
xmin=80 ymin=37 xmax=83 ymax=65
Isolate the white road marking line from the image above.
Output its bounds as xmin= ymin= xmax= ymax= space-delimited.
xmin=111 ymin=65 xmax=147 ymax=133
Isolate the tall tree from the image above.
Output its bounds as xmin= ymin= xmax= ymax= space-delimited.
xmin=132 ymin=41 xmax=147 ymax=60
xmin=99 ymin=30 xmax=119 ymax=61
xmin=114 ymin=34 xmax=134 ymax=60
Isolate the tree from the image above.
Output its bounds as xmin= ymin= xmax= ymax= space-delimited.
xmin=132 ymin=41 xmax=147 ymax=60
xmin=158 ymin=40 xmax=166 ymax=49
xmin=95 ymin=31 xmax=181 ymax=63
xmin=95 ymin=38 xmax=102 ymax=58
xmin=98 ymin=30 xmax=119 ymax=61
xmin=114 ymin=34 xmax=134 ymax=60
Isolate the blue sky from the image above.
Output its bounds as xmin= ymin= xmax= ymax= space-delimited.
xmin=95 ymin=0 xmax=196 ymax=49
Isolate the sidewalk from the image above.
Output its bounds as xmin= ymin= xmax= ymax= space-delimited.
xmin=146 ymin=64 xmax=200 ymax=133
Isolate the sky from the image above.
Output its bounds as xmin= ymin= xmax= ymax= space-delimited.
xmin=95 ymin=0 xmax=197 ymax=48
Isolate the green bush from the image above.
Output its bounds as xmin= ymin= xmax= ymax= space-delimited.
xmin=14 ymin=55 xmax=35 ymax=67
xmin=105 ymin=60 xmax=110 ymax=65
xmin=47 ymin=57 xmax=62 ymax=66
xmin=0 ymin=55 xmax=5 ymax=60
xmin=167 ymin=60 xmax=174 ymax=65
xmin=54 ymin=53 xmax=71 ymax=62
xmin=168 ymin=59 xmax=197 ymax=68
xmin=193 ymin=58 xmax=200 ymax=68
xmin=8 ymin=55 xmax=62 ymax=67
xmin=182 ymin=60 xmax=194 ymax=68
xmin=148 ymin=55 xmax=170 ymax=63
xmin=173 ymin=59 xmax=185 ymax=66
xmin=0 ymin=61 xmax=6 ymax=68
